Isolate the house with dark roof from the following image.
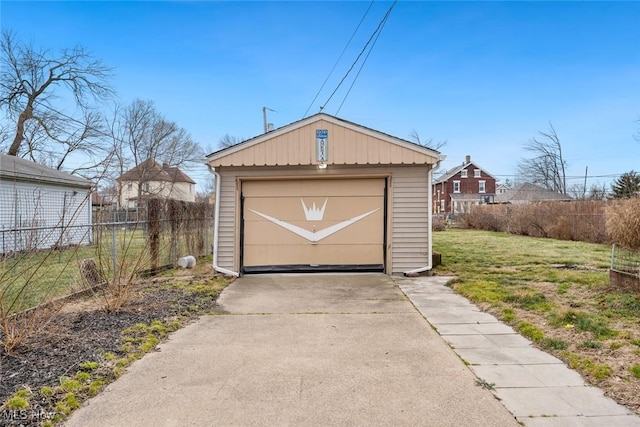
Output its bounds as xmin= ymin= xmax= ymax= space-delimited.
xmin=116 ymin=159 xmax=196 ymax=208
xmin=432 ymin=155 xmax=497 ymax=214
xmin=494 ymin=182 xmax=573 ymax=204
xmin=0 ymin=153 xmax=93 ymax=253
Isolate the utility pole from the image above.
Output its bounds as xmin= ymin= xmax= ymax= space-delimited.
xmin=583 ymin=166 xmax=588 ymax=199
xmin=263 ymin=106 xmax=276 ymax=133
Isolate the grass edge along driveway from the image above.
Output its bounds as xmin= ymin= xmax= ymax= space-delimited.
xmin=432 ymin=229 xmax=640 ymax=415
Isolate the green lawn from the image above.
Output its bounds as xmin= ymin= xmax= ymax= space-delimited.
xmin=433 ymin=229 xmax=612 ymax=306
xmin=432 ymin=229 xmax=640 ymax=412
xmin=1 ymin=228 xmax=157 ymax=312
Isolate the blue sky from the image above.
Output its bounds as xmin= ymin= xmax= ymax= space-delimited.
xmin=2 ymin=1 xmax=639 ymax=193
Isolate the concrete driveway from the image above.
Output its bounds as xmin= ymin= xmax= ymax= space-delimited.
xmin=66 ymin=274 xmax=518 ymax=427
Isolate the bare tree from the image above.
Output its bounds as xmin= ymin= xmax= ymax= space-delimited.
xmin=218 ymin=133 xmax=244 ymax=149
xmin=408 ymin=129 xmax=447 ymax=151
xmin=567 ymin=183 xmax=586 ymax=200
xmin=587 ymin=183 xmax=608 ymax=200
xmin=517 ymin=123 xmax=568 ymax=195
xmin=0 ymin=30 xmax=114 ymax=170
xmin=119 ymin=99 xmax=202 ymax=167
xmin=108 ymin=99 xmax=203 ymax=203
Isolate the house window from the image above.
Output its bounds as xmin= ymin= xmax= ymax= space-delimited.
xmin=479 ymin=180 xmax=486 ymax=193
xmin=144 ymin=182 xmax=150 ymax=192
xmin=127 ymin=182 xmax=132 ymax=190
xmin=474 ymin=169 xmax=481 ymax=178
xmin=453 ymin=180 xmax=460 ymax=193
xmin=461 ymin=169 xmax=468 ymax=178
xmin=440 ymin=200 xmax=445 ymax=212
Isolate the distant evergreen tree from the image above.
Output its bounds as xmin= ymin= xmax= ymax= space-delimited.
xmin=610 ymin=170 xmax=640 ymax=199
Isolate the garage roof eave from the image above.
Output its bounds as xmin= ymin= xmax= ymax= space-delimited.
xmin=209 ymin=160 xmax=439 ymax=168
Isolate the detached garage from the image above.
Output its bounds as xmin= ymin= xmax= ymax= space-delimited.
xmin=206 ymin=113 xmax=442 ymax=276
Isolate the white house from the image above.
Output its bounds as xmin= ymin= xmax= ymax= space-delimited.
xmin=116 ymin=159 xmax=196 ymax=208
xmin=0 ymin=154 xmax=93 ymax=254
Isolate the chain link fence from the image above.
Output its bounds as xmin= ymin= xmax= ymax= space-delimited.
xmin=1 ymin=199 xmax=214 ymax=310
xmin=0 ymin=182 xmax=92 ymax=255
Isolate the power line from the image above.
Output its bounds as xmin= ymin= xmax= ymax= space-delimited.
xmin=302 ymin=0 xmax=375 ymax=119
xmin=336 ymin=1 xmax=394 ymax=115
xmin=320 ymin=0 xmax=397 ymax=113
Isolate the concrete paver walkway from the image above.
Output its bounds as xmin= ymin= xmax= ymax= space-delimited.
xmin=395 ymin=275 xmax=640 ymax=427
xmin=66 ymin=274 xmax=518 ymax=427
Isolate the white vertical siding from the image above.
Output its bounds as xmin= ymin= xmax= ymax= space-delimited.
xmin=391 ymin=167 xmax=430 ymax=275
xmin=0 ymin=180 xmax=92 ymax=253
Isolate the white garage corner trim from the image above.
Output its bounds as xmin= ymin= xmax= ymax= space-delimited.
xmin=209 ymin=165 xmax=239 ymax=277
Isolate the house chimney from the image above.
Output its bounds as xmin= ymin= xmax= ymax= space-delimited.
xmin=162 ymin=162 xmax=169 ymax=169
xmin=465 ymin=155 xmax=471 ymax=165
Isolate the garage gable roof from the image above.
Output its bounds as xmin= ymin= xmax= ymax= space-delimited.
xmin=207 ymin=113 xmax=440 ymax=167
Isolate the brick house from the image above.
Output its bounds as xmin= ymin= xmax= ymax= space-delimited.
xmin=433 ymin=155 xmax=496 ymax=214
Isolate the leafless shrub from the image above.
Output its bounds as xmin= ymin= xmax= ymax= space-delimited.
xmin=606 ymin=198 xmax=640 ymax=250
xmin=0 ymin=303 xmax=62 ymax=354
xmin=93 ymin=219 xmax=151 ymax=313
xmin=432 ymin=216 xmax=446 ymax=232
xmin=93 ymin=198 xmax=212 ymax=312
xmin=465 ymin=201 xmax=609 ymax=244
xmin=0 ymin=194 xmax=91 ymax=353
xmin=464 ymin=209 xmax=502 ymax=232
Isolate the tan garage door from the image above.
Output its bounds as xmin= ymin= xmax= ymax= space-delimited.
xmin=242 ymin=178 xmax=385 ymax=273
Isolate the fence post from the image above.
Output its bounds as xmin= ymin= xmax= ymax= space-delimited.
xmin=111 ymin=222 xmax=117 ymax=280
xmin=610 ymin=244 xmax=616 ymax=271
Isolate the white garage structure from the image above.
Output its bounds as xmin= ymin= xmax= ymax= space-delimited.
xmin=0 ymin=153 xmax=93 ymax=254
xmin=206 ymin=113 xmax=441 ymax=276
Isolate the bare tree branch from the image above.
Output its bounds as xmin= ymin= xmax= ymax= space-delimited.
xmin=408 ymin=129 xmax=447 ymax=151
xmin=0 ymin=30 xmax=114 ymax=162
xmin=218 ymin=133 xmax=244 ymax=149
xmin=517 ymin=122 xmax=568 ymax=194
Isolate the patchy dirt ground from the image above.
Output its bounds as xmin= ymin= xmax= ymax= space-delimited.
xmin=469 ymin=279 xmax=640 ymax=416
xmin=0 ymin=262 xmax=228 ymax=426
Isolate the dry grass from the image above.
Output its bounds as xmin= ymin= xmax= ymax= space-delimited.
xmin=606 ymin=198 xmax=640 ymax=250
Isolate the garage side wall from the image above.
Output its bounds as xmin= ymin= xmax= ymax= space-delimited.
xmin=215 ymin=165 xmax=431 ymax=275
xmin=390 ymin=167 xmax=430 ymax=274
xmin=0 ymin=180 xmax=92 ymax=253
xmin=217 ymin=172 xmax=237 ymax=270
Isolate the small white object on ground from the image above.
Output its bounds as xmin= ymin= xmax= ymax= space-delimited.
xmin=177 ymin=255 xmax=196 ymax=268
